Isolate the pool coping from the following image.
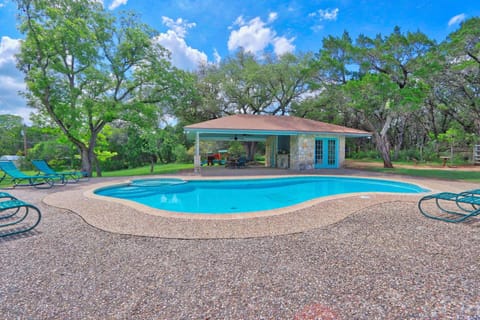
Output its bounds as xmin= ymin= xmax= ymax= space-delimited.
xmin=43 ymin=173 xmax=478 ymax=239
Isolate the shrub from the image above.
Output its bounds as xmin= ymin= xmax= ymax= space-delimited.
xmin=173 ymin=144 xmax=192 ymax=163
xmin=348 ymin=150 xmax=381 ymax=160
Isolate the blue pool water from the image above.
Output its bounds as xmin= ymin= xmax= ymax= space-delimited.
xmin=94 ymin=176 xmax=428 ymax=214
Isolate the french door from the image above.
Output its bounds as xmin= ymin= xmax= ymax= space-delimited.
xmin=315 ymin=138 xmax=338 ymax=168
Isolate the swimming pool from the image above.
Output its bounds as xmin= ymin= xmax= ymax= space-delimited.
xmin=94 ymin=176 xmax=428 ymax=214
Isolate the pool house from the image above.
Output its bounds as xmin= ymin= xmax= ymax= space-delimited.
xmin=184 ymin=114 xmax=371 ymax=173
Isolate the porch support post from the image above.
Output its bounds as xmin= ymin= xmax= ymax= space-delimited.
xmin=194 ymin=131 xmax=201 ymax=174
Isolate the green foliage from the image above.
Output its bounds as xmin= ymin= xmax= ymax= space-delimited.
xmin=178 ymin=50 xmax=320 ymax=123
xmin=28 ymin=140 xmax=71 ymax=161
xmin=394 ymin=149 xmax=422 ymax=162
xmin=0 ymin=115 xmax=24 ymax=156
xmin=10 ymin=5 xmax=480 ymax=172
xmin=364 ymin=166 xmax=480 ymax=183
xmin=348 ymin=150 xmax=381 ymax=160
xmin=254 ymin=154 xmax=265 ymax=164
xmin=15 ymin=0 xmax=184 ymax=176
xmin=315 ymin=31 xmax=356 ymax=85
xmin=99 ymin=163 xmax=194 ymax=177
xmin=173 ymin=144 xmax=191 ymax=163
xmin=228 ymin=142 xmax=245 ymax=157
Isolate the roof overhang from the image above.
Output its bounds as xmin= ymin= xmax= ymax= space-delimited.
xmin=184 ymin=115 xmax=372 ymax=141
xmin=184 ymin=128 xmax=371 ymax=141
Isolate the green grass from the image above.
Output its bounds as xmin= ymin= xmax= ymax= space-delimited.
xmin=347 ymin=159 xmax=480 ymax=182
xmin=366 ymin=167 xmax=480 ymax=182
xmin=98 ymin=163 xmax=194 ymax=177
xmin=0 ymin=163 xmax=194 ymax=187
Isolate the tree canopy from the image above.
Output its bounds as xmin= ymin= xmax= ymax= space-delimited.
xmin=15 ymin=0 xmax=185 ymax=176
xmin=9 ymin=2 xmax=480 ymax=170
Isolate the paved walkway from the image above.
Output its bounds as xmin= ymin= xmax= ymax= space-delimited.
xmin=1 ymin=169 xmax=479 ymax=318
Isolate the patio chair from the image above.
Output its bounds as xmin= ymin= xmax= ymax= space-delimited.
xmin=31 ymin=159 xmax=87 ymax=183
xmin=0 ymin=192 xmax=16 ymax=200
xmin=0 ymin=197 xmax=41 ymax=237
xmin=418 ymin=189 xmax=480 ymax=223
xmin=0 ymin=160 xmax=58 ymax=189
xmin=237 ymin=156 xmax=247 ymax=168
xmin=0 ymin=192 xmax=19 ymax=220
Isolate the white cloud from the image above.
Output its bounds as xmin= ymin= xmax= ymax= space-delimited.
xmin=213 ymin=49 xmax=222 ymax=65
xmin=309 ymin=8 xmax=339 ymax=21
xmin=108 ymin=0 xmax=127 ymax=10
xmin=228 ymin=17 xmax=273 ymax=54
xmin=232 ymin=16 xmax=245 ymax=27
xmin=273 ymin=36 xmax=295 ymax=56
xmin=309 ymin=8 xmax=339 ymax=33
xmin=161 ymin=16 xmax=196 ymax=38
xmin=227 ymin=15 xmax=295 ymax=56
xmin=154 ymin=17 xmax=208 ymax=71
xmin=268 ymin=12 xmax=278 ymax=23
xmin=448 ymin=13 xmax=466 ymax=27
xmin=0 ymin=36 xmax=33 ymax=123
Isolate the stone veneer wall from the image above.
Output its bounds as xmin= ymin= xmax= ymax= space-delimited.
xmin=290 ymin=135 xmax=346 ymax=170
xmin=290 ymin=135 xmax=315 ymax=170
xmin=266 ymin=134 xmax=346 ymax=169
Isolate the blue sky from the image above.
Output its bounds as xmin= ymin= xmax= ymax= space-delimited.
xmin=0 ymin=0 xmax=478 ymax=123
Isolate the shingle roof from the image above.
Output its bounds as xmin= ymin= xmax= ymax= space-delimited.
xmin=184 ymin=114 xmax=370 ymax=136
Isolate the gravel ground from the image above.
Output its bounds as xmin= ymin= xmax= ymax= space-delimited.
xmin=1 ymin=176 xmax=480 ymax=319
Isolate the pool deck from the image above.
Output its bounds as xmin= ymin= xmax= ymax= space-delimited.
xmin=42 ymin=167 xmax=478 ymax=238
xmin=1 ymin=168 xmax=480 ymax=318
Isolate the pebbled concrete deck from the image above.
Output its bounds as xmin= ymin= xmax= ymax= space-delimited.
xmin=1 ymin=168 xmax=480 ymax=319
xmin=42 ymin=168 xmax=477 ymax=239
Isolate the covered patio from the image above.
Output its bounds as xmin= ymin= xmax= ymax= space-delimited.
xmin=184 ymin=114 xmax=371 ymax=173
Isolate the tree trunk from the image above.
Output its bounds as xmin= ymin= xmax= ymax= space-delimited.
xmin=376 ymin=114 xmax=394 ymax=168
xmin=393 ymin=123 xmax=405 ymax=161
xmin=78 ymin=134 xmax=100 ymax=177
xmin=374 ymin=131 xmax=394 ymax=168
xmin=90 ymin=130 xmax=102 ymax=177
xmin=243 ymin=141 xmax=257 ymax=161
xmin=365 ymin=113 xmax=394 ymax=169
xmin=93 ymin=153 xmax=102 ymax=177
xmin=80 ymin=146 xmax=93 ymax=177
xmin=150 ymin=156 xmax=155 ymax=173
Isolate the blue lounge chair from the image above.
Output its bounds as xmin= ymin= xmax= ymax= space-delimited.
xmin=1 ymin=194 xmax=41 ymax=237
xmin=32 ymin=159 xmax=87 ymax=183
xmin=418 ymin=189 xmax=480 ymax=223
xmin=0 ymin=192 xmax=19 ymax=219
xmin=0 ymin=192 xmax=16 ymax=200
xmin=0 ymin=160 xmax=58 ymax=189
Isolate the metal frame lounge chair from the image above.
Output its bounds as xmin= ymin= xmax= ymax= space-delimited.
xmin=0 ymin=160 xmax=58 ymax=189
xmin=1 ymin=192 xmax=41 ymax=237
xmin=418 ymin=189 xmax=480 ymax=223
xmin=32 ymin=159 xmax=87 ymax=184
xmin=0 ymin=192 xmax=16 ymax=200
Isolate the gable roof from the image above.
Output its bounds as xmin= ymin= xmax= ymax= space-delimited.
xmin=184 ymin=114 xmax=370 ymax=138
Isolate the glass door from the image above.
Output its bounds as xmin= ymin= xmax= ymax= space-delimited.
xmin=315 ymin=138 xmax=338 ymax=168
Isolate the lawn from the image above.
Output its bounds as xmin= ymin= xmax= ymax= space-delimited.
xmin=366 ymin=167 xmax=480 ymax=182
xmin=99 ymin=163 xmax=194 ymax=177
xmin=346 ymin=159 xmax=480 ymax=182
